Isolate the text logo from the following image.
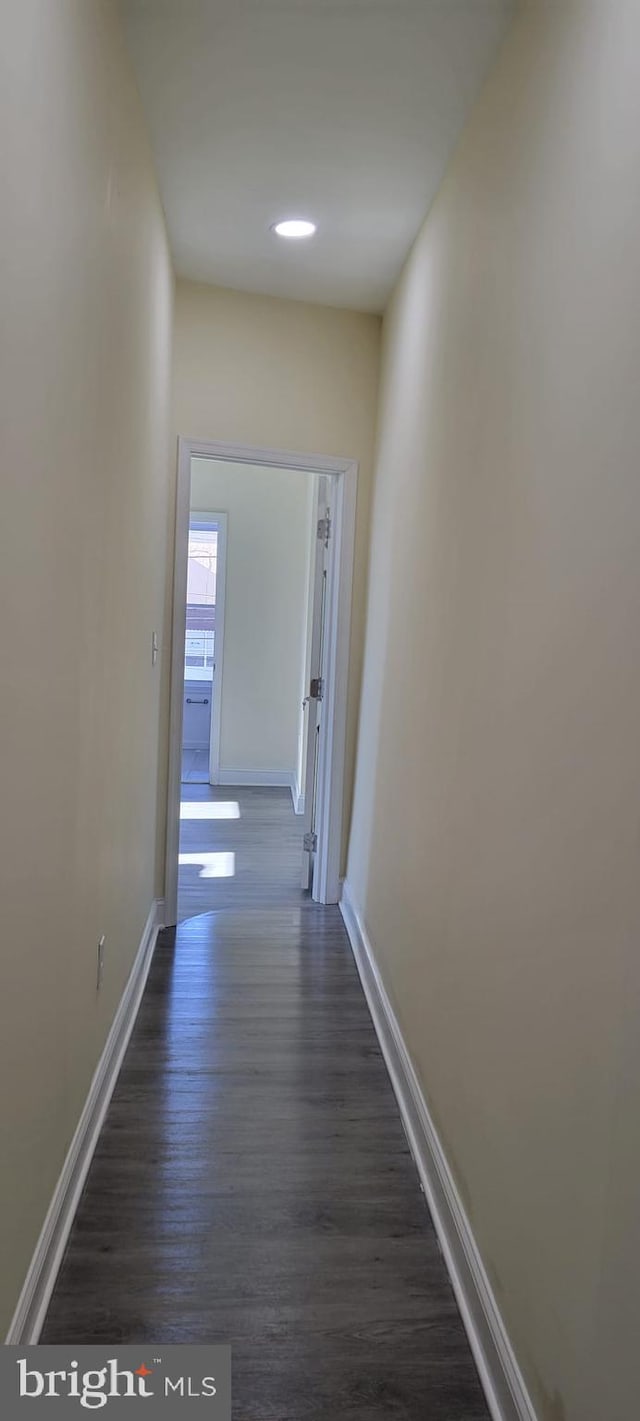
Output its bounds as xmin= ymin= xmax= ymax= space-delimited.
xmin=2 ymin=1346 xmax=230 ymax=1416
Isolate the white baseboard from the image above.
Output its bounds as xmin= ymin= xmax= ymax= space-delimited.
xmin=216 ymin=769 xmax=296 ymax=790
xmin=5 ymin=898 xmax=164 ymax=1346
xmin=290 ymin=776 xmax=305 ymax=815
xmin=339 ymin=881 xmax=537 ymax=1421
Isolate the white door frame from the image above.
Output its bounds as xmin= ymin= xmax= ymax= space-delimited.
xmin=164 ymin=437 xmax=358 ymax=925
xmin=188 ymin=510 xmax=228 ymax=784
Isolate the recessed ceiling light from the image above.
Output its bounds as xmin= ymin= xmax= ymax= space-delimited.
xmin=271 ymin=218 xmax=317 ymax=239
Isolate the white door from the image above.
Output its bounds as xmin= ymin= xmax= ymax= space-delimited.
xmin=301 ymin=476 xmax=333 ymax=893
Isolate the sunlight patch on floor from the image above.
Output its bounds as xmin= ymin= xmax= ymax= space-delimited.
xmin=179 ymin=851 xmax=236 ymax=878
xmin=180 ymin=801 xmax=240 ymax=820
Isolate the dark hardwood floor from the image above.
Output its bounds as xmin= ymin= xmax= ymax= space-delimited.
xmin=42 ymin=796 xmax=489 ymax=1417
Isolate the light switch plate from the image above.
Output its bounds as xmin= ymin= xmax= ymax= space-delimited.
xmin=97 ymin=935 xmax=106 ymax=991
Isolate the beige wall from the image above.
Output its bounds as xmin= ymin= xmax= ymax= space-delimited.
xmin=190 ymin=458 xmax=312 ymax=779
xmin=347 ymin=3 xmax=640 ymax=1419
xmin=0 ymin=0 xmax=173 ymax=1335
xmin=171 ymin=280 xmax=381 ymax=864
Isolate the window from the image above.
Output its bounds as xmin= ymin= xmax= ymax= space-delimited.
xmin=185 ymin=520 xmax=218 ymax=682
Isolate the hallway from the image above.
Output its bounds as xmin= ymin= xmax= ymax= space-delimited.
xmin=41 ymin=904 xmax=488 ymax=1419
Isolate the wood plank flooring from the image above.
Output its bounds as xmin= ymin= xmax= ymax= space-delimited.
xmin=42 ymin=900 xmax=489 ymax=1418
xmin=178 ymin=785 xmax=305 ymax=921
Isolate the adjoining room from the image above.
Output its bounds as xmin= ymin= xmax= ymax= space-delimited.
xmin=176 ymin=455 xmax=333 ymax=921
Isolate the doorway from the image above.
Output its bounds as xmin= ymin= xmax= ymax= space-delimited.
xmin=165 ymin=439 xmax=358 ymax=925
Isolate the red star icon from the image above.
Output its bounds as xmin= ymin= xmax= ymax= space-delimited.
xmin=135 ymin=1365 xmax=153 ymax=1377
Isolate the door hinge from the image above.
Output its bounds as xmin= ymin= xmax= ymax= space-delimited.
xmin=309 ymin=676 xmax=324 ymax=700
xmin=317 ymin=511 xmax=331 ymax=546
xmin=303 ymin=831 xmax=317 ymax=853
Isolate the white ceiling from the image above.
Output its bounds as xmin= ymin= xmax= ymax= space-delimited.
xmin=120 ymin=0 xmax=514 ymax=313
